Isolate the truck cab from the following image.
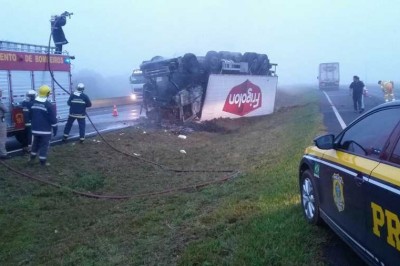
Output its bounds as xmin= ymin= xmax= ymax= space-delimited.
xmin=129 ymin=69 xmax=145 ymax=102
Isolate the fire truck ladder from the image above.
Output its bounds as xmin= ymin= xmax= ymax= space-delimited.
xmin=0 ymin=40 xmax=60 ymax=54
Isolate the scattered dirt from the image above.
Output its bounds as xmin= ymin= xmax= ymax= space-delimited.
xmin=136 ymin=88 xmax=310 ymax=135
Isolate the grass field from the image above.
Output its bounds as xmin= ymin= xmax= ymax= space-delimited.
xmin=0 ymin=87 xmax=331 ymax=265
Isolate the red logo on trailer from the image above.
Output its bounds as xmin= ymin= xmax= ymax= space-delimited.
xmin=223 ymin=80 xmax=262 ymax=116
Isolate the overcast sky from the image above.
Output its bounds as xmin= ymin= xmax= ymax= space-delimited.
xmin=1 ymin=0 xmax=399 ymax=86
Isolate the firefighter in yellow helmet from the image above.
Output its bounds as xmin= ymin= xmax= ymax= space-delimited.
xmin=29 ymin=85 xmax=58 ymax=166
xmin=378 ymin=80 xmax=395 ymax=102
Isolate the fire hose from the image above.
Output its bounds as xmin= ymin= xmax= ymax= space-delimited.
xmin=0 ymin=159 xmax=239 ymax=200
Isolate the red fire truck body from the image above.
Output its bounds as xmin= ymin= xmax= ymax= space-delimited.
xmin=0 ymin=41 xmax=72 ymax=142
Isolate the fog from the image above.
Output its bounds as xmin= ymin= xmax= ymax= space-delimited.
xmin=1 ymin=0 xmax=399 ymax=98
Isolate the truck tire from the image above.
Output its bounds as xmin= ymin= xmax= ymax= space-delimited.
xmin=151 ymin=56 xmax=164 ymax=61
xmin=231 ymin=52 xmax=242 ymax=62
xmin=257 ymin=54 xmax=270 ymax=75
xmin=182 ymin=53 xmax=199 ymax=74
xmin=242 ymin=52 xmax=258 ymax=74
xmin=205 ymin=51 xmax=221 ymax=74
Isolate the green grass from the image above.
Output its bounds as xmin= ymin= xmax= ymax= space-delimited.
xmin=0 ymin=88 xmax=330 ymax=265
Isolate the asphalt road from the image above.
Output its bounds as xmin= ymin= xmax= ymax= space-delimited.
xmin=320 ymin=85 xmax=385 ymax=135
xmin=6 ymin=102 xmax=143 ymax=154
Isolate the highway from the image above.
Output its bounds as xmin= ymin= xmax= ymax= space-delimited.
xmin=320 ymin=84 xmax=386 ymax=135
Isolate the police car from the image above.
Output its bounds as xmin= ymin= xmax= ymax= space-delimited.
xmin=299 ymin=101 xmax=400 ymax=266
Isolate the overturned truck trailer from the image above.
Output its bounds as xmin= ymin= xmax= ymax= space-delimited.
xmin=139 ymin=51 xmax=278 ymax=122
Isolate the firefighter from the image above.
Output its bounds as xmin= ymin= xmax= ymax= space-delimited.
xmin=63 ymin=83 xmax=92 ymax=143
xmin=20 ymin=90 xmax=36 ymax=152
xmin=0 ymin=88 xmax=9 ymax=159
xmin=50 ymin=12 xmax=70 ymax=54
xmin=29 ymin=85 xmax=58 ymax=166
xmin=378 ymin=80 xmax=395 ymax=102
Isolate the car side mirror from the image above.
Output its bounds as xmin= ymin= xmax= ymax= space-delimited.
xmin=314 ymin=134 xmax=335 ymax=150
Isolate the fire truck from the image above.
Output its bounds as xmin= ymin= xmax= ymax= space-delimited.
xmin=0 ymin=41 xmax=73 ymax=143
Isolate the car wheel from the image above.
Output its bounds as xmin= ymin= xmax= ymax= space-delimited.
xmin=300 ymin=170 xmax=321 ymax=225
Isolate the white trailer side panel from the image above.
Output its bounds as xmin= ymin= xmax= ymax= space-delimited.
xmin=200 ymin=74 xmax=278 ymax=121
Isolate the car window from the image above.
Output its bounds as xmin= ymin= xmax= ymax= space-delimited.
xmin=389 ymin=137 xmax=400 ymax=164
xmin=337 ymin=108 xmax=400 ymax=157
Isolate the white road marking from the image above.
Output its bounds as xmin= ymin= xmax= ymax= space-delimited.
xmin=322 ymin=91 xmax=347 ymax=130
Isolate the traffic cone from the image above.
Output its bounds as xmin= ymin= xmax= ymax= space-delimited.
xmin=112 ymin=105 xmax=119 ymax=117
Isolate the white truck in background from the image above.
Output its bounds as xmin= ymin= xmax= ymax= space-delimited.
xmin=318 ymin=62 xmax=339 ymax=90
xmin=129 ymin=69 xmax=145 ymax=102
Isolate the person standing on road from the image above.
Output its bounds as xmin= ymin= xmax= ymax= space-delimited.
xmin=63 ymin=83 xmax=92 ymax=143
xmin=29 ymin=85 xmax=58 ymax=166
xmin=378 ymin=80 xmax=395 ymax=102
xmin=20 ymin=90 xmax=37 ymax=153
xmin=349 ymin=75 xmax=365 ymax=113
xmin=0 ymin=88 xmax=9 ymax=159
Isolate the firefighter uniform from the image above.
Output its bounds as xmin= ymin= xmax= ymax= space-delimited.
xmin=378 ymin=80 xmax=395 ymax=102
xmin=20 ymin=90 xmax=36 ymax=152
xmin=51 ymin=14 xmax=68 ymax=54
xmin=63 ymin=83 xmax=92 ymax=143
xmin=29 ymin=85 xmax=58 ymax=166
xmin=0 ymin=89 xmax=9 ymax=159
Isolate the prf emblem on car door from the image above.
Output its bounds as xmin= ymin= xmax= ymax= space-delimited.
xmin=332 ymin=174 xmax=345 ymax=212
xmin=313 ymin=163 xmax=320 ymax=178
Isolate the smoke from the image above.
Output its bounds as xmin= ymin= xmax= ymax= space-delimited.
xmin=72 ymin=69 xmax=130 ymax=99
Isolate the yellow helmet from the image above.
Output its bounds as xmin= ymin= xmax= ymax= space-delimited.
xmin=38 ymin=85 xmax=51 ymax=97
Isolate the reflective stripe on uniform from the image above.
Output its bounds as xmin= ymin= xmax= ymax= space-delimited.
xmin=71 ymin=99 xmax=86 ymax=104
xmin=69 ymin=114 xmax=86 ymax=118
xmin=32 ymin=130 xmax=52 ymax=135
xmin=31 ymin=106 xmax=48 ymax=112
